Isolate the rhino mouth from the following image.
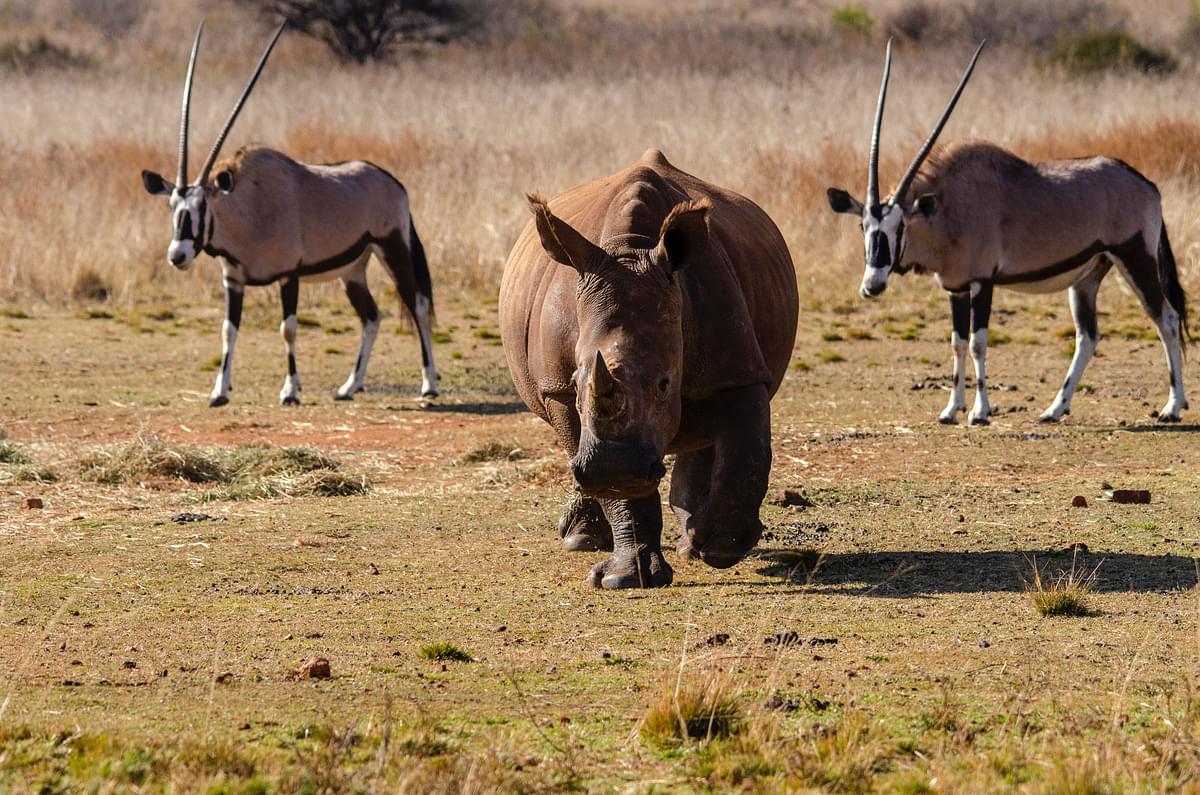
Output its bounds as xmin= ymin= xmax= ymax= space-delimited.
xmin=577 ymin=478 xmax=662 ymax=500
xmin=571 ymin=441 xmax=666 ymax=500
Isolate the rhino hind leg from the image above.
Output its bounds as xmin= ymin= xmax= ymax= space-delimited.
xmin=558 ymin=495 xmax=613 ymax=552
xmin=588 ymin=493 xmax=673 ymax=589
xmin=673 ymin=384 xmax=771 ymax=569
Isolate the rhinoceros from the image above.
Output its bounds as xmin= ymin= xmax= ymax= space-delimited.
xmin=499 ymin=149 xmax=798 ymax=589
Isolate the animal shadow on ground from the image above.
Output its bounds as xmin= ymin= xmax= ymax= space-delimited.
xmin=752 ymin=549 xmax=1198 ymax=596
xmin=1120 ymin=423 xmax=1200 ymax=434
xmin=419 ymin=400 xmax=527 ymax=415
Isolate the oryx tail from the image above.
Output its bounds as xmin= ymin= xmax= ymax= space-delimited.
xmin=1158 ymin=221 xmax=1189 ymax=350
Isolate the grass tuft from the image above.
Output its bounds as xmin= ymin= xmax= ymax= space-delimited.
xmin=641 ymin=670 xmax=743 ymax=746
xmin=80 ymin=436 xmax=223 ymax=485
xmin=420 ymin=642 xmax=473 ymax=662
xmin=461 ymin=441 xmax=526 ymax=464
xmin=0 ymin=441 xmax=30 ymax=465
xmin=1023 ymin=555 xmax=1100 ymax=617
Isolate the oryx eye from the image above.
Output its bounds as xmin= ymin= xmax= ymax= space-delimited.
xmin=658 ymin=378 xmax=669 ymax=393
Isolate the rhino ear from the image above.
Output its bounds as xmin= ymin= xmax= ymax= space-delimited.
xmin=654 ymin=199 xmax=710 ymax=273
xmin=527 ymin=193 xmax=602 ymax=274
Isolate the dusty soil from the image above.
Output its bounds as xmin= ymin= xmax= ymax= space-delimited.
xmin=2 ymin=285 xmax=1198 ymax=791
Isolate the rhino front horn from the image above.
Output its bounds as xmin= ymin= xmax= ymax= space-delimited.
xmin=590 ymin=350 xmax=616 ymax=399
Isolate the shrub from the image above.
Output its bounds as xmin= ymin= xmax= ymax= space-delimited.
xmin=420 ymin=642 xmax=473 ymax=662
xmin=0 ymin=37 xmax=93 ymax=74
xmin=242 ymin=0 xmax=479 ymax=63
xmin=1050 ymin=30 xmax=1177 ymax=75
xmin=71 ymin=268 xmax=111 ymax=303
xmin=831 ymin=5 xmax=873 ymax=38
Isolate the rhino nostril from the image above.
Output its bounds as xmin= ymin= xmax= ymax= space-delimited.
xmin=649 ymin=461 xmax=666 ymax=480
xmin=571 ymin=463 xmax=585 ymax=483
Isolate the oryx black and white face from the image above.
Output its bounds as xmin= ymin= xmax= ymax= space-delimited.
xmin=140 ymin=18 xmax=281 ymax=272
xmin=141 ymin=175 xmax=213 ymax=270
xmin=827 ymin=189 xmax=935 ymax=298
xmin=825 ymin=38 xmax=984 ymax=300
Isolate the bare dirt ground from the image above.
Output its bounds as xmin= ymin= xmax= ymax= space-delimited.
xmin=2 ymin=283 xmax=1200 ymax=791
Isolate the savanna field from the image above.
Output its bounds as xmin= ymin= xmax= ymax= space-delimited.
xmin=6 ymin=0 xmax=1200 ymax=791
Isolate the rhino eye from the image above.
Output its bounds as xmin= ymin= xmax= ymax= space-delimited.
xmin=658 ymin=378 xmax=669 ymax=393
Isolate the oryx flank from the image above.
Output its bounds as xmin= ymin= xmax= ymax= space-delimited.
xmin=142 ymin=22 xmax=439 ymax=406
xmin=827 ymin=41 xmax=1189 ymax=425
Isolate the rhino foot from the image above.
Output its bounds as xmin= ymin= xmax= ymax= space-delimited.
xmin=558 ymin=496 xmax=613 ymax=552
xmin=588 ymin=549 xmax=672 ymax=589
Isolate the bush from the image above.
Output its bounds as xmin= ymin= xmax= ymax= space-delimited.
xmin=243 ymin=0 xmax=480 ymax=63
xmin=831 ymin=5 xmax=873 ymax=38
xmin=960 ymin=0 xmax=1120 ymax=49
xmin=0 ymin=37 xmax=93 ymax=73
xmin=71 ymin=268 xmax=111 ymax=303
xmin=1050 ymin=30 xmax=1177 ymax=75
xmin=69 ymin=0 xmax=147 ymax=40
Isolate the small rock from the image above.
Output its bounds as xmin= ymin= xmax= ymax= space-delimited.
xmin=1111 ymin=489 xmax=1151 ymax=505
xmin=764 ymin=631 xmax=802 ymax=647
xmin=599 ymin=650 xmax=613 ymax=660
xmin=367 ymin=562 xmax=380 ymax=576
xmin=239 ymin=722 xmax=251 ymax=730
xmin=23 ymin=497 xmax=43 ymax=510
xmin=215 ymin=672 xmax=234 ymax=684
xmin=70 ymin=660 xmax=82 ymax=666
xmin=282 ymin=634 xmax=294 ymax=641
xmin=122 ymin=660 xmax=137 ymax=669
xmin=1065 ymin=541 xmax=1089 ymax=554
xmin=296 ymin=658 xmax=331 ymax=680
xmin=491 ymin=625 xmax=507 ymax=633
xmin=768 ymin=490 xmax=814 ymax=509
xmin=304 ymin=632 xmax=322 ymax=639
xmin=764 ymin=693 xmax=801 ymax=712
xmin=1071 ymin=495 xmax=1088 ymax=508
xmin=61 ymin=679 xmax=81 ymax=687
xmin=808 ymin=637 xmax=839 ymax=646
xmin=700 ymin=633 xmax=730 ymax=647
xmin=957 ymin=514 xmax=965 ymax=523
xmin=978 ymin=639 xmax=990 ymax=648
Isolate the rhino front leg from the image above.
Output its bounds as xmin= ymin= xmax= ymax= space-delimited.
xmin=559 ymin=495 xmax=613 ymax=552
xmin=588 ymin=493 xmax=672 ymax=589
xmin=674 ymin=384 xmax=770 ymax=569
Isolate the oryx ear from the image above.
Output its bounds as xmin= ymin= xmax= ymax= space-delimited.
xmin=908 ymin=193 xmax=937 ymax=219
xmin=527 ymin=193 xmax=603 ymax=274
xmin=142 ymin=170 xmax=173 ymax=196
xmin=827 ymin=188 xmax=864 ymax=215
xmin=654 ymin=199 xmax=710 ymax=273
xmin=214 ymin=169 xmax=235 ymax=194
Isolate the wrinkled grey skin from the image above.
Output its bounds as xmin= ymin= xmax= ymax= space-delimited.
xmin=499 ymin=150 xmax=798 ymax=589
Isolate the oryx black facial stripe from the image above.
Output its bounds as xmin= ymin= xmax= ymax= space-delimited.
xmin=870 ymin=232 xmax=891 ymax=269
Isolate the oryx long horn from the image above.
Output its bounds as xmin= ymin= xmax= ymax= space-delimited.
xmin=590 ymin=350 xmax=616 ymax=398
xmin=867 ymin=38 xmax=893 ymax=207
xmin=891 ymin=40 xmax=986 ymax=206
xmin=196 ymin=21 xmax=286 ymax=185
xmin=177 ymin=20 xmax=205 ymax=188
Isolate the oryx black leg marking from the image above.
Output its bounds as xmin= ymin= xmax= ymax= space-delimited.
xmin=939 ymin=291 xmax=971 ymax=424
xmin=589 ymin=493 xmax=672 ymax=589
xmin=210 ymin=281 xmax=243 ymax=408
xmin=968 ymin=279 xmax=993 ymax=425
xmin=279 ymin=276 xmax=301 ymax=406
xmin=1041 ymin=260 xmax=1109 ymax=423
xmin=380 ymin=225 xmax=439 ymax=398
xmin=1111 ymin=233 xmax=1188 ymax=421
xmin=336 ymin=268 xmax=380 ymax=401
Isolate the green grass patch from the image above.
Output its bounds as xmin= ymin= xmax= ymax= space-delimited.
xmin=831 ymin=5 xmax=873 ymax=36
xmin=818 ymin=350 xmax=846 ymax=364
xmin=821 ymin=332 xmax=843 ymax=342
xmin=1050 ymin=30 xmax=1176 ymax=75
xmin=420 ymin=642 xmax=473 ymax=662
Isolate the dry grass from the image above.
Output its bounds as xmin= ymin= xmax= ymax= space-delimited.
xmin=76 ymin=435 xmax=368 ymax=498
xmin=1023 ymin=554 xmax=1101 ymax=617
xmin=1 ymin=0 xmax=1199 ymax=314
xmin=641 ymin=668 xmax=745 ymax=745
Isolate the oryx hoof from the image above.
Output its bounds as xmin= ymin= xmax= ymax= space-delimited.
xmin=1156 ymin=412 xmax=1182 ymax=424
xmin=334 ymin=392 xmax=354 ymax=402
xmin=281 ymin=396 xmax=301 ymax=407
xmin=968 ymin=414 xmax=991 ymax=427
xmin=419 ymin=389 xmax=439 ymax=400
xmin=209 ymin=395 xmax=229 ymax=408
xmin=937 ymin=414 xmax=959 ymax=426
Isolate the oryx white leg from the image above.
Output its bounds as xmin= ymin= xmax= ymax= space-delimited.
xmin=1154 ymin=302 xmax=1188 ymax=422
xmin=278 ymin=277 xmax=301 ymax=406
xmin=967 ymin=280 xmax=994 ymax=426
xmin=1042 ymin=263 xmax=1106 ymax=423
xmin=209 ymin=280 xmax=243 ymax=408
xmin=938 ymin=291 xmax=970 ymax=424
xmin=416 ymin=293 xmax=439 ymax=399
xmin=968 ymin=329 xmax=991 ymax=425
xmin=336 ymin=258 xmax=379 ymax=401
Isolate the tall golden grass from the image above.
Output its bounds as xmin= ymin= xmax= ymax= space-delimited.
xmin=1 ymin=0 xmax=1199 ymax=311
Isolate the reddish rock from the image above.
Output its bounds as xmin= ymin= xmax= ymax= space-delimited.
xmin=1071 ymin=495 xmax=1088 ymax=508
xmin=768 ymin=490 xmax=813 ymax=509
xmin=296 ymin=657 xmax=331 ymax=680
xmin=23 ymin=497 xmax=43 ymax=510
xmin=1065 ymin=541 xmax=1089 ymax=554
xmin=1111 ymin=489 xmax=1151 ymax=505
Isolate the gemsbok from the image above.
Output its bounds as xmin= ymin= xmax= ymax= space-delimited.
xmin=142 ymin=21 xmax=439 ymax=406
xmin=827 ymin=41 xmax=1189 ymax=425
